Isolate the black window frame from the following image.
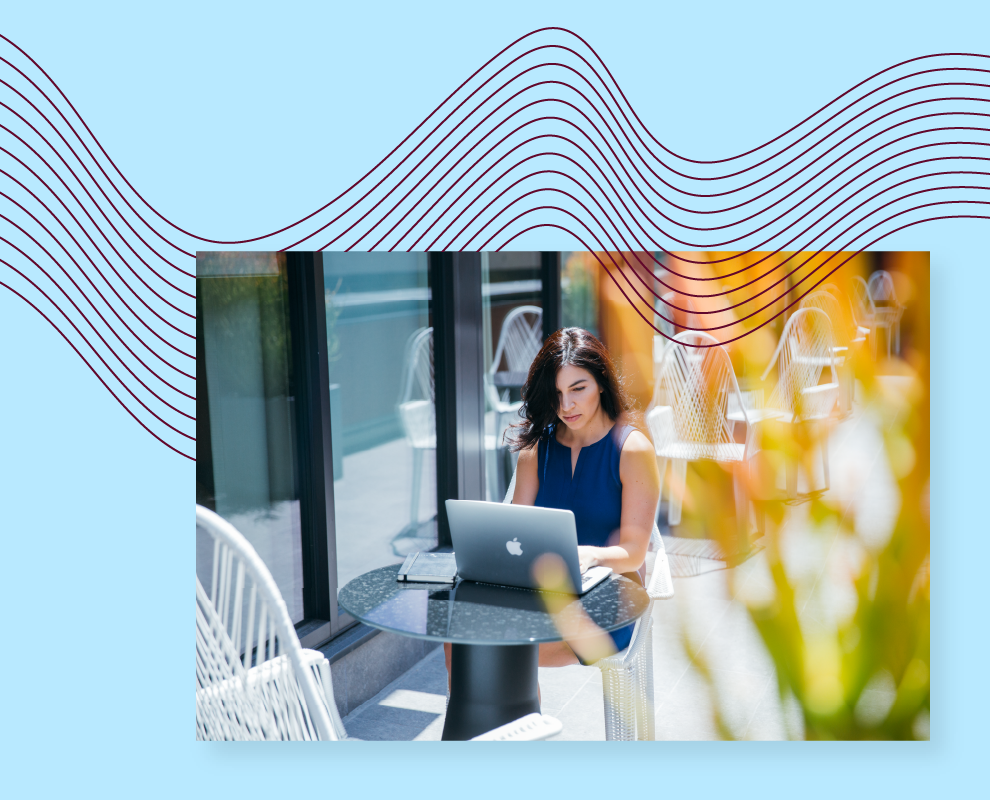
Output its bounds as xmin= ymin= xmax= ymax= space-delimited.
xmin=199 ymin=251 xmax=558 ymax=649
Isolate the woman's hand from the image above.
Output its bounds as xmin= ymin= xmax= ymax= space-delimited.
xmin=577 ymin=546 xmax=601 ymax=574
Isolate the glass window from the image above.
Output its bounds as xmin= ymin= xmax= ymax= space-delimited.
xmin=196 ymin=253 xmax=304 ymax=623
xmin=481 ymin=252 xmax=543 ymax=501
xmin=322 ymin=253 xmax=435 ymax=588
xmin=561 ymin=251 xmax=599 ymax=335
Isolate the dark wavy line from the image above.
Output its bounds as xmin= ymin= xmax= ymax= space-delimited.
xmin=0 ymin=122 xmax=195 ymax=305
xmin=448 ymin=169 xmax=988 ymax=316
xmin=332 ymin=65 xmax=990 ymax=224
xmin=0 ymin=222 xmax=196 ymax=391
xmin=496 ymin=205 xmax=988 ymax=348
xmin=422 ymin=144 xmax=986 ymax=269
xmin=0 ymin=52 xmax=194 ymax=260
xmin=424 ymin=119 xmax=988 ymax=270
xmin=2 ymin=28 xmax=989 ymax=462
xmin=0 ymin=223 xmax=193 ymax=375
xmin=0 ymin=277 xmax=194 ymax=458
xmin=2 ymin=30 xmax=986 ymax=259
xmin=0 ymin=110 xmax=195 ymax=295
xmin=4 ymin=30 xmax=986 ymax=241
xmin=331 ymin=94 xmax=988 ymax=254
xmin=393 ymin=108 xmax=988 ymax=258
xmin=376 ymin=47 xmax=990 ymax=182
xmin=0 ymin=77 xmax=195 ymax=271
xmin=324 ymin=104 xmax=988 ymax=267
xmin=0 ymin=189 xmax=196 ymax=389
xmin=349 ymin=90 xmax=990 ymax=254
xmin=485 ymin=194 xmax=988 ymax=335
xmin=0 ymin=163 xmax=197 ymax=363
xmin=0 ymin=259 xmax=194 ymax=437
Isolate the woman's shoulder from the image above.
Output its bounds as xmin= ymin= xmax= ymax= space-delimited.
xmin=617 ymin=427 xmax=659 ymax=486
xmin=619 ymin=427 xmax=653 ymax=454
xmin=516 ymin=442 xmax=539 ymax=464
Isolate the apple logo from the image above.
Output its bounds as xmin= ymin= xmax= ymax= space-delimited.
xmin=506 ymin=537 xmax=523 ymax=556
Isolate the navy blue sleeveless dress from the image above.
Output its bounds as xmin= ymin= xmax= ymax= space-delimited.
xmin=534 ymin=422 xmax=642 ymax=658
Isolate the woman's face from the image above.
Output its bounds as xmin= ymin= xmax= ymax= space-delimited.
xmin=555 ymin=364 xmax=603 ymax=431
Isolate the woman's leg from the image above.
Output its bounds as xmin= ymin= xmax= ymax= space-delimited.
xmin=538 ymin=641 xmax=581 ymax=667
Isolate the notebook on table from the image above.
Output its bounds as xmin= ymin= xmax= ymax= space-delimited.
xmin=396 ymin=551 xmax=457 ymax=583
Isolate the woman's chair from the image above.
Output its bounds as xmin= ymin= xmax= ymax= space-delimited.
xmin=648 ymin=331 xmax=757 ymax=538
xmin=502 ymin=469 xmax=674 ymax=741
xmin=761 ymin=307 xmax=840 ymax=498
xmin=196 ymin=505 xmax=347 ymax=740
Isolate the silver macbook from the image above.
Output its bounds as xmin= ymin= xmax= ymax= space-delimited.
xmin=444 ymin=499 xmax=612 ymax=595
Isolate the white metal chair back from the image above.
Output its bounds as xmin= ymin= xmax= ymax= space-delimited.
xmin=397 ymin=327 xmax=436 ymax=450
xmin=195 ymin=505 xmax=344 ymax=740
xmin=762 ymin=307 xmax=839 ymax=421
xmin=851 ymin=275 xmax=877 ymax=329
xmin=800 ymin=289 xmax=854 ymax=349
xmin=652 ymin=330 xmax=751 ymax=461
xmin=865 ymin=269 xmax=904 ymax=356
xmin=868 ymin=270 xmax=900 ymax=307
xmin=491 ymin=305 xmax=543 ymax=374
xmin=397 ymin=326 xmax=434 ymax=406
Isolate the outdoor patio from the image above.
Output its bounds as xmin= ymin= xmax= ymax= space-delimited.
xmin=338 ymin=388 xmax=913 ymax=741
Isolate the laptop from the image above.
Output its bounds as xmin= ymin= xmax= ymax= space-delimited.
xmin=444 ymin=499 xmax=613 ymax=595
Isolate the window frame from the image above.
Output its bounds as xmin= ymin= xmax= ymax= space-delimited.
xmin=200 ymin=251 xmax=559 ymax=649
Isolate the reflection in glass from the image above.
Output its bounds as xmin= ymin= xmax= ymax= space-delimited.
xmin=196 ymin=252 xmax=304 ymax=623
xmin=481 ymin=252 xmax=543 ymax=500
xmin=322 ymin=253 xmax=436 ymax=589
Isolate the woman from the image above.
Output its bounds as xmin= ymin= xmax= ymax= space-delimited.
xmin=443 ymin=327 xmax=659 ymax=684
xmin=510 ymin=326 xmax=660 ymax=667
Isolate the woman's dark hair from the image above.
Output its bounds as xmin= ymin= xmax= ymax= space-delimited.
xmin=508 ymin=327 xmax=634 ymax=452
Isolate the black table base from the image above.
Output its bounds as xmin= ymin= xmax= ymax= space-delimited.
xmin=441 ymin=643 xmax=540 ymax=740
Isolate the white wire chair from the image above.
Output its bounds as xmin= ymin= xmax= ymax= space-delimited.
xmin=196 ymin=505 xmax=347 ymax=741
xmin=867 ymin=270 xmax=905 ymax=355
xmin=800 ymin=286 xmax=865 ymax=413
xmin=852 ymin=274 xmax=901 ymax=360
xmin=503 ymin=467 xmax=674 ymax=741
xmin=491 ymin=305 xmax=543 ymax=382
xmin=396 ymin=327 xmax=436 ymax=532
xmin=761 ymin=307 xmax=840 ymax=498
xmin=198 ymin=505 xmax=560 ymax=742
xmin=648 ymin=331 xmax=757 ymax=532
xmin=487 ymin=305 xmax=542 ymax=496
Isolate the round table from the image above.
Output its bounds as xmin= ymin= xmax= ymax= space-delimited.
xmin=338 ymin=563 xmax=650 ymax=740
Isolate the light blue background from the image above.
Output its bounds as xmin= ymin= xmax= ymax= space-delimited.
xmin=0 ymin=0 xmax=980 ymax=795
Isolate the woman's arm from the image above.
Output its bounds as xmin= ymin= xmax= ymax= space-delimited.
xmin=511 ymin=443 xmax=540 ymax=506
xmin=577 ymin=430 xmax=660 ymax=575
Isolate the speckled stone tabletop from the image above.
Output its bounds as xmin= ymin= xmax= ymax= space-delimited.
xmin=338 ymin=563 xmax=650 ymax=645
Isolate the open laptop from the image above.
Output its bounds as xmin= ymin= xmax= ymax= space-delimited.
xmin=444 ymin=499 xmax=612 ymax=595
